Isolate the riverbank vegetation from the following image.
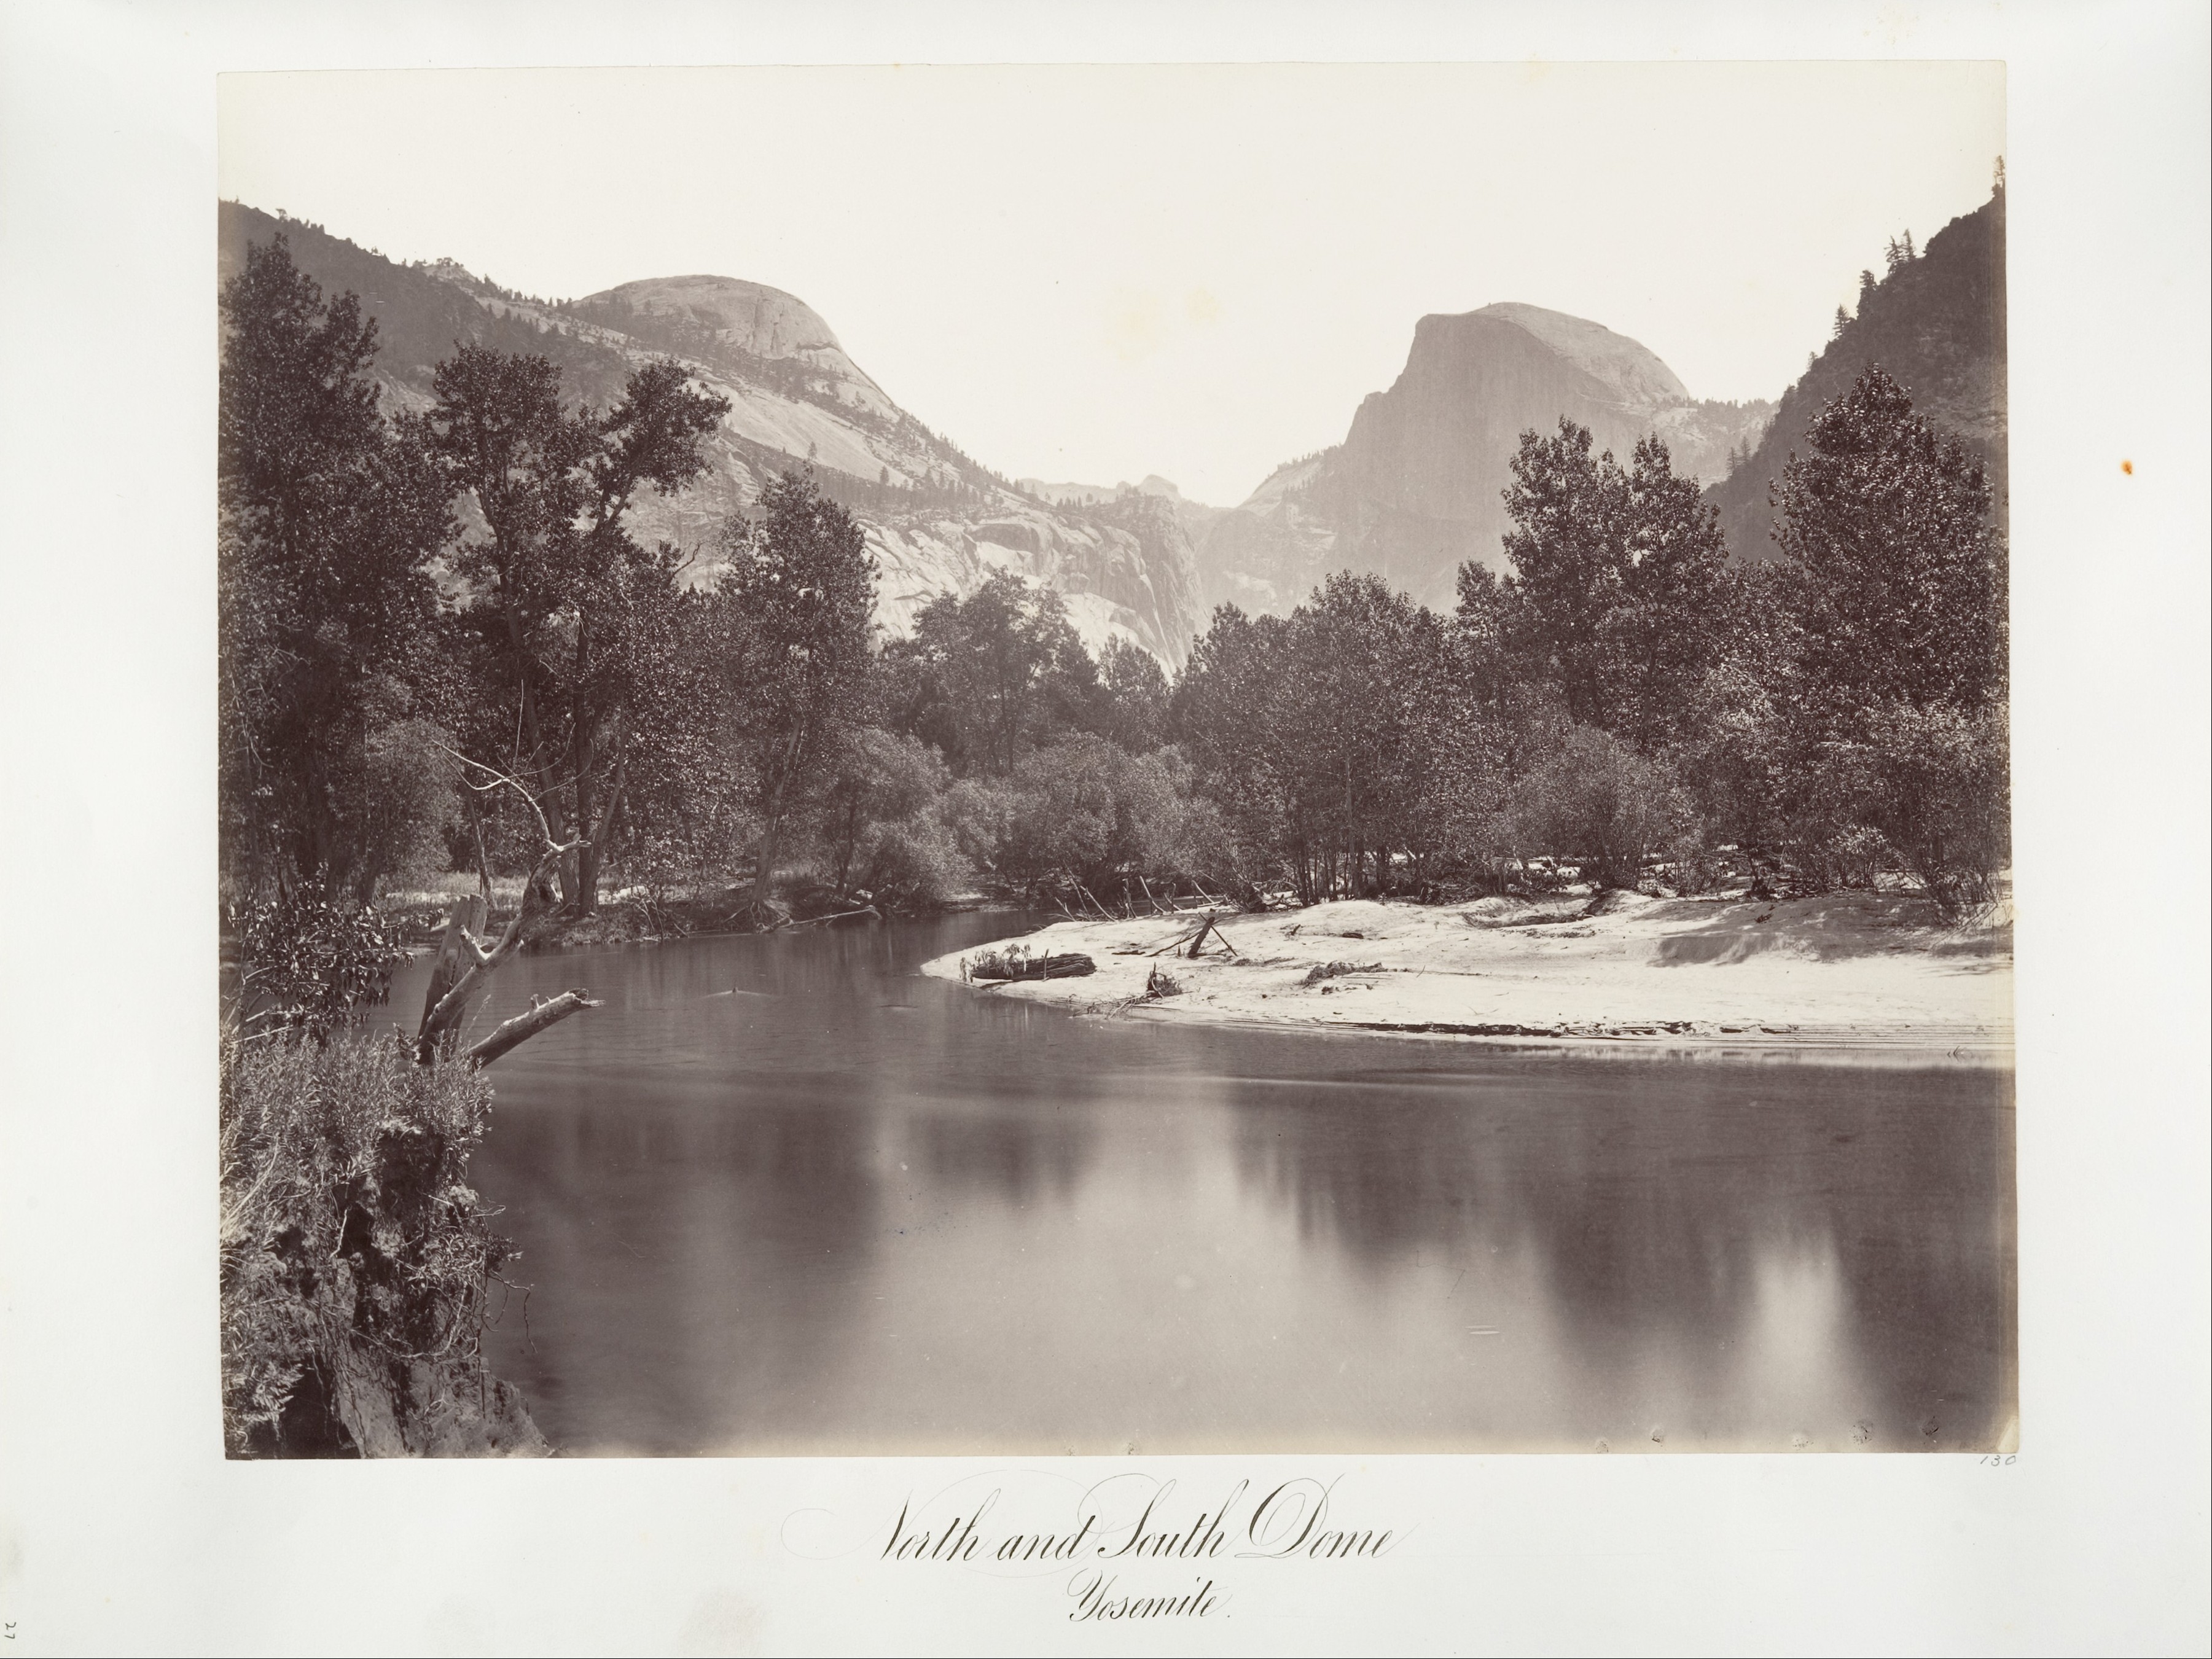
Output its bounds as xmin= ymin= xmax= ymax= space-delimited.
xmin=222 ymin=233 xmax=2006 ymax=944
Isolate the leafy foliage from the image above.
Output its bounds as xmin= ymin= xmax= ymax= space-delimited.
xmin=428 ymin=343 xmax=730 ymax=911
xmin=883 ymin=572 xmax=1105 ymax=775
xmin=218 ymin=236 xmax=455 ymax=900
xmin=1773 ymin=363 xmax=2007 ymax=718
xmin=1483 ymin=421 xmax=1736 ymax=748
xmin=1503 ymin=726 xmax=1695 ymax=892
xmin=231 ymin=881 xmax=410 ymax=1036
xmin=708 ymin=471 xmax=879 ymax=907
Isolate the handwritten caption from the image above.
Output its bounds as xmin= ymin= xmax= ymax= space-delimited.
xmin=805 ymin=1474 xmax=1399 ymax=1623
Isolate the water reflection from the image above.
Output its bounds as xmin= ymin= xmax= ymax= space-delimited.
xmin=388 ymin=914 xmax=2013 ymax=1456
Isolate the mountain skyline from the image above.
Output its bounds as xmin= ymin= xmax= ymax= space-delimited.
xmin=216 ymin=63 xmax=2006 ymax=507
xmin=224 ymin=169 xmax=2004 ymax=658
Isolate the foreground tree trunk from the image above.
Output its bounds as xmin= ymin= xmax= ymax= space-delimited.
xmin=415 ymin=838 xmax=574 ymax=1064
xmin=572 ymin=745 xmax=627 ymax=915
xmin=418 ymin=894 xmax=489 ymax=1060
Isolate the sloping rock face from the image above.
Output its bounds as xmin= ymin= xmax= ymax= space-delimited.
xmin=217 ymin=203 xmax=1204 ymax=666
xmin=1195 ymin=302 xmax=1772 ymax=615
xmin=1706 ymin=189 xmax=2006 ymax=561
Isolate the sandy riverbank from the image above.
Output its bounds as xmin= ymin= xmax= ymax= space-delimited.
xmin=921 ymin=889 xmax=2013 ymax=1057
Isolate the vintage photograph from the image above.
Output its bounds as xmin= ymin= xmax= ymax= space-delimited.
xmin=215 ymin=63 xmax=2014 ymax=1458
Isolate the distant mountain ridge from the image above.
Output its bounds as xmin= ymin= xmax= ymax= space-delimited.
xmin=1193 ymin=301 xmax=1775 ymax=615
xmin=217 ymin=203 xmax=1205 ymax=667
xmin=219 ymin=193 xmax=2004 ymax=655
xmin=1017 ymin=474 xmax=1225 ymax=546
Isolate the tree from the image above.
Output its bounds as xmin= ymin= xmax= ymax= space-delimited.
xmin=1770 ymin=364 xmax=2009 ymax=914
xmin=1772 ymin=363 xmax=2007 ymax=719
xmin=1833 ymin=304 xmax=1851 ymax=340
xmin=1176 ymin=577 xmax=1474 ymax=904
xmin=219 ymin=234 xmax=455 ymax=900
xmin=816 ymin=726 xmax=951 ymax=897
xmin=1095 ymin=635 xmax=1171 ymax=752
xmin=1170 ymin=603 xmax=1297 ymax=900
xmin=712 ymin=471 xmax=878 ymax=915
xmin=427 ymin=346 xmax=727 ymax=911
xmin=1484 ymin=421 xmax=1736 ymax=749
xmin=891 ymin=572 xmax=1098 ymax=774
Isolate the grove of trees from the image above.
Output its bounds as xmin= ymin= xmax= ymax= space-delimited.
xmin=222 ymin=234 xmax=2010 ymax=934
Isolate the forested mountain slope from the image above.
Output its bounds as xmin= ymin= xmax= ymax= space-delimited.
xmin=217 ymin=202 xmax=1204 ymax=665
xmin=1707 ymin=189 xmax=2006 ymax=560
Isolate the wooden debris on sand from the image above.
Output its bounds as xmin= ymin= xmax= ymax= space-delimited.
xmin=965 ymin=949 xmax=1097 ymax=982
xmin=1145 ymin=914 xmax=1242 ymax=961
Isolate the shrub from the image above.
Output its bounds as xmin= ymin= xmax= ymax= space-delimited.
xmin=1506 ymin=725 xmax=1697 ymax=891
xmin=853 ymin=813 xmax=971 ymax=910
xmin=219 ymin=1029 xmax=545 ymax=1457
xmin=230 ymin=881 xmax=409 ymax=1036
xmin=1809 ymin=699 xmax=2009 ymax=916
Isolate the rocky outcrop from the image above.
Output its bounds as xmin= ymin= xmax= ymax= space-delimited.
xmin=865 ymin=490 xmax=1202 ymax=667
xmin=1196 ymin=303 xmax=1772 ymax=614
xmin=219 ymin=202 xmax=1208 ymax=666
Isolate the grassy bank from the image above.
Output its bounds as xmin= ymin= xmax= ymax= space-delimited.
xmin=220 ymin=1029 xmax=549 ymax=1457
xmin=924 ymin=889 xmax=2014 ymax=1056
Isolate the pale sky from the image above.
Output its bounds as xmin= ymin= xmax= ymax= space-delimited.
xmin=219 ymin=63 xmax=2003 ymax=506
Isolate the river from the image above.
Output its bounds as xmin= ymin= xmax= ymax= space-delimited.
xmin=392 ymin=912 xmax=2015 ymax=1456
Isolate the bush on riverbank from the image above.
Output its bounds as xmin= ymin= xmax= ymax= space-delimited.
xmin=220 ymin=1029 xmax=547 ymax=1457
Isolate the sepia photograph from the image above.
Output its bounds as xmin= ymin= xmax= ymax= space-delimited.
xmin=213 ymin=60 xmax=2019 ymax=1461
xmin=3 ymin=4 xmax=2208 ymax=1653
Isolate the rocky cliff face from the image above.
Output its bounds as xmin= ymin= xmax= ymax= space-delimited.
xmin=1706 ymin=189 xmax=2006 ymax=561
xmin=1195 ymin=302 xmax=1772 ymax=615
xmin=218 ymin=203 xmax=1204 ymax=666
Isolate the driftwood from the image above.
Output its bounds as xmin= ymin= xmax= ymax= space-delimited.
xmin=786 ymin=904 xmax=881 ymax=929
xmin=415 ymin=848 xmax=567 ymax=1063
xmin=1143 ymin=914 xmax=1241 ymax=960
xmin=462 ymin=990 xmax=602 ymax=1069
xmin=969 ymin=951 xmax=1096 ymax=982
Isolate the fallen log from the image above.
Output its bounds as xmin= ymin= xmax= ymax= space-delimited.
xmin=787 ymin=904 xmax=882 ymax=929
xmin=463 ymin=990 xmax=603 ymax=1069
xmin=969 ymin=951 xmax=1096 ymax=982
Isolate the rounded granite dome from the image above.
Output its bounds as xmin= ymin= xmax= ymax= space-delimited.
xmin=588 ymin=275 xmax=846 ymax=361
xmin=586 ymin=274 xmax=895 ymax=418
xmin=1469 ymin=302 xmax=1688 ymax=408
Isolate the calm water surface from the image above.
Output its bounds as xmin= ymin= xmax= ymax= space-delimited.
xmin=394 ymin=913 xmax=2015 ymax=1455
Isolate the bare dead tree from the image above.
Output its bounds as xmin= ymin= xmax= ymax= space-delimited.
xmin=414 ymin=748 xmax=598 ymax=1068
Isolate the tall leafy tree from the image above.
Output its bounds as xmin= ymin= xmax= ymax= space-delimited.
xmin=1095 ymin=635 xmax=1171 ymax=753
xmin=1773 ymin=362 xmax=2007 ymax=720
xmin=428 ymin=345 xmax=727 ymax=910
xmin=712 ymin=472 xmax=878 ymax=913
xmin=1770 ymin=364 xmax=2009 ymax=914
xmin=1170 ymin=603 xmax=1297 ymax=899
xmin=1175 ymin=578 xmax=1476 ymax=903
xmin=1484 ymin=420 xmax=1735 ymax=750
xmin=890 ymin=572 xmax=1099 ymax=775
xmin=218 ymin=235 xmax=453 ymax=898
